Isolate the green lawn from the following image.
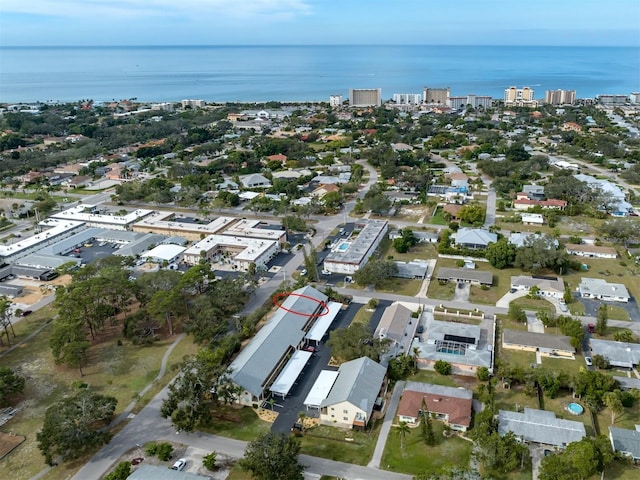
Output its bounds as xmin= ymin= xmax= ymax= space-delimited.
xmin=499 ymin=349 xmax=538 ymax=371
xmin=498 ymin=314 xmax=528 ymax=331
xmin=427 ymin=280 xmax=455 ymax=300
xmin=428 ymin=206 xmax=448 ymax=225
xmin=493 ymin=385 xmax=539 ymax=413
xmin=407 ymin=370 xmax=460 ymax=388
xmin=351 ymin=305 xmax=373 ymax=325
xmin=511 ymin=296 xmax=556 ymax=314
xmin=377 ymin=278 xmax=422 ymax=296
xmin=383 ymin=241 xmax=438 ymax=263
xmin=381 ymin=421 xmax=473 ymax=475
xmin=562 ymin=257 xmax=640 ymax=304
xmin=540 ymin=356 xmax=583 ymax=377
xmin=199 ymin=406 xmax=271 ymax=441
xmin=298 ymin=422 xmax=381 ymax=465
xmin=605 ymin=305 xmax=630 ymax=321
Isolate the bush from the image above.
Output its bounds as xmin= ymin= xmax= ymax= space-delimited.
xmin=476 ymin=367 xmax=490 ymax=381
xmin=156 ymin=442 xmax=173 ymax=461
xmin=104 ymin=462 xmax=131 ymax=480
xmin=434 ymin=360 xmax=452 ymax=375
xmin=202 ymin=451 xmax=217 ymax=470
xmin=367 ymin=298 xmax=379 ymax=309
xmin=145 ymin=442 xmax=158 ymax=456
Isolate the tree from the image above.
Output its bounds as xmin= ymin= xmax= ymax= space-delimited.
xmin=508 ymin=303 xmax=526 ymax=323
xmin=458 ymin=204 xmax=486 ymax=225
xmin=0 ymin=366 xmax=26 ymax=406
xmin=476 ymin=366 xmax=491 ymax=381
xmin=539 ymin=436 xmax=614 ymax=480
xmin=282 ymin=215 xmax=307 ymax=232
xmin=592 ymin=354 xmax=610 ymax=370
xmin=603 ymin=391 xmax=624 ymax=424
xmin=36 ymin=390 xmax=117 ymax=465
xmin=104 ymin=461 xmax=132 ymax=480
xmin=353 ymin=260 xmax=398 ymax=287
xmin=595 ymin=305 xmax=608 ymax=336
xmin=0 ymin=296 xmax=16 ymax=346
xmin=486 ymin=237 xmax=516 ymax=269
xmin=421 ymin=398 xmax=436 ymax=446
xmin=396 ymin=421 xmax=410 ymax=450
xmin=613 ymin=329 xmax=635 ymax=343
xmin=327 ymin=322 xmax=387 ymax=363
xmin=239 ymin=432 xmax=304 ymax=480
xmin=202 ymin=451 xmax=217 ymax=470
xmin=434 ymin=360 xmax=452 ymax=375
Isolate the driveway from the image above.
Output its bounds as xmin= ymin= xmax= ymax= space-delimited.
xmin=496 ymin=289 xmax=528 ymax=308
xmin=453 ymin=282 xmax=471 ymax=302
xmin=530 ymin=444 xmax=545 ymax=480
xmin=368 ymin=380 xmax=405 ymax=468
xmin=527 ymin=312 xmax=545 ymax=333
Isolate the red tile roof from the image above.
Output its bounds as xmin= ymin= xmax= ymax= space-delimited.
xmin=398 ymin=390 xmax=472 ymax=427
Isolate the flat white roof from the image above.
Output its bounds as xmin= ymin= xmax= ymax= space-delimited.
xmin=0 ymin=220 xmax=85 ymax=257
xmin=222 ymin=218 xmax=285 ymax=241
xmin=51 ymin=204 xmax=153 ymax=226
xmin=133 ymin=212 xmax=236 ymax=235
xmin=183 ymin=234 xmax=278 ymax=263
xmin=304 ymin=370 xmax=340 ymax=409
xmin=305 ymin=301 xmax=342 ymax=342
xmin=269 ymin=350 xmax=313 ymax=397
xmin=141 ymin=244 xmax=186 ymax=261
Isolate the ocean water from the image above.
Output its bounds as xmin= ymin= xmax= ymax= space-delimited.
xmin=0 ymin=45 xmax=638 ymax=103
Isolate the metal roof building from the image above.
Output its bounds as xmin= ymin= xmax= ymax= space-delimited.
xmin=590 ymin=339 xmax=640 ymax=369
xmin=498 ymin=408 xmax=586 ymax=448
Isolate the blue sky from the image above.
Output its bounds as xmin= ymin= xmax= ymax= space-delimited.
xmin=1 ymin=0 xmax=639 ymax=46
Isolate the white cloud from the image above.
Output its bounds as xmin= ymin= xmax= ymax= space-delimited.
xmin=1 ymin=0 xmax=313 ymax=20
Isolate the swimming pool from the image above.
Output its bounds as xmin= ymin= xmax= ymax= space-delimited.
xmin=437 ymin=346 xmax=465 ymax=355
xmin=567 ymin=402 xmax=584 ymax=415
xmin=337 ymin=242 xmax=351 ymax=252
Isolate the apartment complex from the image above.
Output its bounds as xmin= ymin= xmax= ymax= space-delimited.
xmin=544 ymin=89 xmax=576 ymax=105
xmin=504 ymin=86 xmax=538 ymax=107
xmin=349 ymin=88 xmax=382 ymax=107
xmin=392 ymin=93 xmax=422 ymax=105
xmin=329 ymin=95 xmax=343 ymax=107
xmin=448 ymin=94 xmax=493 ymax=109
xmin=423 ymin=86 xmax=450 ymax=105
xmin=181 ymin=99 xmax=206 ymax=108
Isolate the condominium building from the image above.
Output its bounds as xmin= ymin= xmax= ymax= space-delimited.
xmin=181 ymin=99 xmax=206 ymax=109
xmin=329 ymin=95 xmax=343 ymax=107
xmin=392 ymin=93 xmax=423 ymax=105
xmin=630 ymin=92 xmax=640 ymax=105
xmin=423 ymin=87 xmax=450 ymax=105
xmin=597 ymin=94 xmax=628 ymax=105
xmin=504 ymin=86 xmax=538 ymax=107
xmin=544 ymin=90 xmax=576 ymax=105
xmin=448 ymin=94 xmax=493 ymax=109
xmin=349 ymin=88 xmax=382 ymax=107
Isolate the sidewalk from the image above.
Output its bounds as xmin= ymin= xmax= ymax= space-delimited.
xmin=368 ymin=380 xmax=405 ymax=468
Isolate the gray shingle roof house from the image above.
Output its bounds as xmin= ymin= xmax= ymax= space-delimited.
xmin=498 ymin=408 xmax=586 ymax=448
xmin=609 ymin=426 xmax=640 ymax=462
xmin=502 ymin=329 xmax=575 ymax=358
xmin=320 ymin=357 xmax=386 ymax=429
xmin=510 ymin=275 xmax=565 ymax=299
xmin=375 ymin=303 xmax=417 ymax=357
xmin=239 ymin=173 xmax=272 ymax=189
xmin=614 ymin=376 xmax=640 ymax=391
xmin=230 ymin=286 xmax=328 ymax=405
xmin=436 ymin=267 xmax=493 ymax=286
xmin=578 ymin=277 xmax=630 ymax=303
xmin=453 ymin=228 xmax=497 ymax=250
xmin=590 ymin=339 xmax=640 ymax=369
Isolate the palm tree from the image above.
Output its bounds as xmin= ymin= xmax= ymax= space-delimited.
xmin=603 ymin=391 xmax=624 ymax=424
xmin=396 ymin=421 xmax=410 ymax=450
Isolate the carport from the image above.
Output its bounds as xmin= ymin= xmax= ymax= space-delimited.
xmin=269 ymin=350 xmax=313 ymax=399
xmin=304 ymin=301 xmax=342 ymax=344
xmin=303 ymin=370 xmax=339 ymax=411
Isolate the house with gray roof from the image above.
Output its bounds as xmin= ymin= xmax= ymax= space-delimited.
xmin=436 ymin=267 xmax=493 ymax=286
xmin=502 ymin=329 xmax=575 ymax=358
xmin=614 ymin=376 xmax=640 ymax=391
xmin=578 ymin=277 xmax=630 ymax=303
xmin=510 ymin=275 xmax=565 ymax=299
xmin=609 ymin=426 xmax=640 ymax=462
xmin=453 ymin=228 xmax=497 ymax=250
xmin=230 ymin=286 xmax=328 ymax=406
xmin=508 ymin=232 xmax=558 ymax=249
xmin=498 ymin=408 xmax=586 ymax=448
xmin=239 ymin=173 xmax=271 ymax=189
xmin=590 ymin=339 xmax=640 ymax=369
xmin=320 ymin=357 xmax=386 ymax=429
xmin=394 ymin=260 xmax=430 ymax=280
xmin=375 ymin=303 xmax=417 ymax=358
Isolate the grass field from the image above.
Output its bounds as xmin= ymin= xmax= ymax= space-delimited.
xmin=199 ymin=406 xmax=271 ymax=441
xmin=298 ymin=422 xmax=381 ymax=465
xmin=351 ymin=305 xmax=373 ymax=326
xmin=383 ymin=241 xmax=438 ymax=263
xmin=429 ymin=206 xmax=448 ymax=225
xmin=381 ymin=421 xmax=473 ymax=475
xmin=0 ymin=307 xmax=199 ymax=480
xmin=427 ymin=280 xmax=455 ymax=300
xmin=511 ymin=296 xmax=556 ymax=314
xmin=377 ymin=278 xmax=422 ymax=296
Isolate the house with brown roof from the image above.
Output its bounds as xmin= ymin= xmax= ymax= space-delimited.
xmin=513 ymin=197 xmax=567 ymax=211
xmin=397 ymin=381 xmax=473 ymax=431
xmin=443 ymin=203 xmax=463 ymax=220
xmin=266 ymin=153 xmax=288 ymax=164
xmin=446 ymin=172 xmax=469 ymax=188
xmin=561 ymin=122 xmax=582 ymax=132
xmin=311 ymin=183 xmax=340 ymax=198
xmin=565 ymin=243 xmax=617 ymax=259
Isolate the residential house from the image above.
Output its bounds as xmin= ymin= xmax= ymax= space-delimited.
xmin=375 ymin=303 xmax=418 ymax=357
xmin=443 ymin=203 xmax=463 ymax=220
xmin=578 ymin=277 xmax=630 ymax=303
xmin=66 ymin=175 xmax=92 ymax=189
xmin=521 ymin=213 xmax=544 ymax=225
xmin=435 ymin=267 xmax=493 ymax=286
xmin=574 ymin=174 xmax=632 ymax=217
xmin=216 ymin=178 xmax=239 ymax=190
xmin=239 ymin=173 xmax=271 ymax=189
xmin=498 ymin=408 xmax=586 ymax=448
xmin=311 ymin=183 xmax=340 ymax=199
xmin=447 ymin=172 xmax=469 ymax=189
xmin=609 ymin=427 xmax=640 ymax=463
xmin=411 ymin=314 xmax=493 ymax=376
xmin=513 ymin=197 xmax=567 ymax=211
xmin=614 ymin=376 xmax=640 ymax=391
xmin=508 ymin=232 xmax=558 ymax=249
xmin=561 ymin=122 xmax=583 ymax=132
xmin=397 ymin=382 xmax=473 ymax=431
xmin=590 ymin=339 xmax=640 ymax=369
xmin=453 ymin=228 xmax=497 ymax=250
xmin=265 ymin=153 xmax=288 ymax=164
xmin=394 ymin=260 xmax=430 ymax=280
xmin=510 ymin=275 xmax=565 ymax=299
xmin=502 ymin=330 xmax=575 ymax=358
xmin=565 ymin=243 xmax=617 ymax=259
xmin=319 ymin=357 xmax=386 ymax=429
xmin=523 ymin=184 xmax=545 ymax=201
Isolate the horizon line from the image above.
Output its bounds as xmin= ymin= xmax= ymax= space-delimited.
xmin=1 ymin=43 xmax=638 ymax=48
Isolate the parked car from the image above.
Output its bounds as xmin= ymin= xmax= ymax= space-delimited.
xmin=302 ymin=344 xmax=317 ymax=353
xmin=170 ymin=458 xmax=187 ymax=471
xmin=416 ymin=325 xmax=424 ymax=334
xmin=585 ymin=356 xmax=593 ymax=366
xmin=321 ymin=270 xmax=331 ymax=275
xmin=21 ymin=310 xmax=33 ymax=317
xmin=344 ymin=276 xmax=353 ymax=283
xmin=587 ymin=323 xmax=596 ymax=333
xmin=559 ymin=303 xmax=568 ymax=312
xmin=291 ymin=422 xmax=303 ymax=432
xmin=300 ymin=268 xmax=307 ymax=276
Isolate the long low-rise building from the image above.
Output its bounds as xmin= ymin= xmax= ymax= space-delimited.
xmin=182 ymin=234 xmax=279 ymax=271
xmin=323 ymin=220 xmax=388 ymax=274
xmin=503 ymin=329 xmax=575 ymax=358
xmin=590 ymin=339 xmax=640 ymax=369
xmin=510 ymin=275 xmax=565 ymax=299
xmin=498 ymin=408 xmax=586 ymax=449
xmin=565 ymin=243 xmax=617 ymax=259
xmin=51 ymin=204 xmax=153 ymax=231
xmin=132 ymin=212 xmax=237 ymax=240
xmin=436 ymin=267 xmax=493 ymax=286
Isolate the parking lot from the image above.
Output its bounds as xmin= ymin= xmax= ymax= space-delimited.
xmin=269 ymin=299 xmax=389 ymax=434
xmin=576 ymin=294 xmax=640 ymax=321
xmin=65 ymin=242 xmax=121 ymax=265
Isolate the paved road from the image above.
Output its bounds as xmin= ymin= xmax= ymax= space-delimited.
xmin=369 ymin=380 xmax=405 ymax=468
